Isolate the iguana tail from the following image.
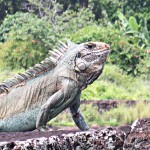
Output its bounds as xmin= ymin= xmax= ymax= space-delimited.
xmin=0 ymin=107 xmax=40 ymax=132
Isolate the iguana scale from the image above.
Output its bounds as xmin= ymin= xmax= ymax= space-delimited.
xmin=0 ymin=40 xmax=110 ymax=132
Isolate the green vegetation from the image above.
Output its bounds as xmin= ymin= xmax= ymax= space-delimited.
xmin=0 ymin=13 xmax=57 ymax=69
xmin=48 ymin=101 xmax=150 ymax=127
xmin=0 ymin=68 xmax=25 ymax=82
xmin=82 ymin=65 xmax=150 ymax=100
xmin=117 ymin=11 xmax=150 ymax=49
xmin=83 ymin=101 xmax=150 ymax=126
xmin=0 ymin=0 xmax=149 ymax=127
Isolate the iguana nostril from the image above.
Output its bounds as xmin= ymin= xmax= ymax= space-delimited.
xmin=105 ymin=44 xmax=110 ymax=49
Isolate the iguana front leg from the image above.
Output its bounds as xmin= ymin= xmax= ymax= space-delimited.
xmin=36 ymin=78 xmax=78 ymax=131
xmin=70 ymin=92 xmax=89 ymax=131
xmin=36 ymin=90 xmax=64 ymax=130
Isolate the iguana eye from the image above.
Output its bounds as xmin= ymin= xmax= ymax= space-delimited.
xmin=77 ymin=52 xmax=81 ymax=58
xmin=86 ymin=43 xmax=96 ymax=49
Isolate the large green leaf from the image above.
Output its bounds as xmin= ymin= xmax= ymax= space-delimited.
xmin=129 ymin=16 xmax=139 ymax=31
xmin=117 ymin=11 xmax=129 ymax=29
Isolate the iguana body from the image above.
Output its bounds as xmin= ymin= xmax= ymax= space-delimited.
xmin=0 ymin=41 xmax=110 ymax=132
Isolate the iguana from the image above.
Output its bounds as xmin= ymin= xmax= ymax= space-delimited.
xmin=0 ymin=40 xmax=110 ymax=132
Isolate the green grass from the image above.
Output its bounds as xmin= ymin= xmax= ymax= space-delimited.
xmin=81 ymin=64 xmax=150 ymax=100
xmin=48 ymin=101 xmax=150 ymax=127
xmin=0 ymin=68 xmax=25 ymax=82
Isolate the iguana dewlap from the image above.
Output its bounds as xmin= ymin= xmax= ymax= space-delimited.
xmin=0 ymin=41 xmax=110 ymax=132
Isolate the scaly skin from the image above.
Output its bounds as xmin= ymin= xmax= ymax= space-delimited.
xmin=0 ymin=41 xmax=110 ymax=132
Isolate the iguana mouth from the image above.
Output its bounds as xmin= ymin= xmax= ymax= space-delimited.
xmin=98 ymin=49 xmax=111 ymax=62
xmin=98 ymin=49 xmax=110 ymax=55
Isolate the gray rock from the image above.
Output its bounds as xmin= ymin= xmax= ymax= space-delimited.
xmin=123 ymin=118 xmax=150 ymax=150
xmin=0 ymin=127 xmax=125 ymax=150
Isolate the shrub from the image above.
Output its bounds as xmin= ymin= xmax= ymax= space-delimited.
xmin=0 ymin=10 xmax=96 ymax=69
xmin=117 ymin=11 xmax=150 ymax=49
xmin=0 ymin=12 xmax=35 ymax=42
xmin=0 ymin=37 xmax=48 ymax=69
xmin=25 ymin=1 xmax=95 ymax=36
xmin=0 ymin=12 xmax=57 ymax=69
xmin=57 ymin=8 xmax=95 ymax=36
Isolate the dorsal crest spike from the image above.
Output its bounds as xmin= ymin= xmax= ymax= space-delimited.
xmin=0 ymin=40 xmax=76 ymax=95
xmin=49 ymin=56 xmax=57 ymax=65
xmin=55 ymin=50 xmax=63 ymax=55
xmin=15 ymin=74 xmax=25 ymax=81
xmin=66 ymin=39 xmax=76 ymax=47
xmin=48 ymin=40 xmax=76 ymax=64
xmin=58 ymin=41 xmax=68 ymax=48
xmin=57 ymin=48 xmax=65 ymax=53
xmin=18 ymin=73 xmax=28 ymax=80
xmin=49 ymin=51 xmax=61 ymax=58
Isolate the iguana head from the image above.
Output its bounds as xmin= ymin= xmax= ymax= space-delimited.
xmin=56 ymin=41 xmax=110 ymax=86
xmin=75 ymin=42 xmax=110 ymax=73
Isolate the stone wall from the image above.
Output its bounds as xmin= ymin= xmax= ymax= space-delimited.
xmin=81 ymin=100 xmax=149 ymax=113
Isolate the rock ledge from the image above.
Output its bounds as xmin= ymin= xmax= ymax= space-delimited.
xmin=0 ymin=118 xmax=150 ymax=150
